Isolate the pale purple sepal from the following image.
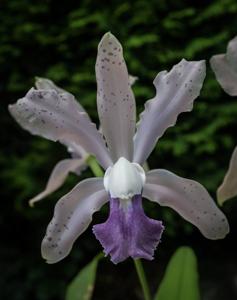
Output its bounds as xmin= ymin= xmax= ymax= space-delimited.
xmin=93 ymin=194 xmax=164 ymax=264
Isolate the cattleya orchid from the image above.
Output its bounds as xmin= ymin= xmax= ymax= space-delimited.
xmin=210 ymin=35 xmax=237 ymax=204
xmin=9 ymin=33 xmax=229 ymax=264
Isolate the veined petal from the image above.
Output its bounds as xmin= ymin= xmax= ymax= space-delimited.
xmin=35 ymin=77 xmax=86 ymax=113
xmin=9 ymin=89 xmax=112 ymax=169
xmin=29 ymin=158 xmax=88 ymax=207
xmin=133 ymin=59 xmax=206 ymax=164
xmin=217 ymin=146 xmax=237 ymax=205
xmin=96 ymin=32 xmax=136 ymax=162
xmin=93 ymin=195 xmax=164 ymax=264
xmin=210 ymin=36 xmax=237 ymax=96
xmin=143 ymin=169 xmax=229 ymax=240
xmin=41 ymin=178 xmax=108 ymax=264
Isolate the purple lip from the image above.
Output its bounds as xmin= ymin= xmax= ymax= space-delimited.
xmin=93 ymin=194 xmax=164 ymax=264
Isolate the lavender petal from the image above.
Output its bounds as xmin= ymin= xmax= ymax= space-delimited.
xmin=29 ymin=158 xmax=87 ymax=206
xmin=41 ymin=178 xmax=108 ymax=264
xmin=144 ymin=169 xmax=229 ymax=240
xmin=133 ymin=59 xmax=206 ymax=164
xmin=96 ymin=32 xmax=136 ymax=162
xmin=9 ymin=89 xmax=112 ymax=169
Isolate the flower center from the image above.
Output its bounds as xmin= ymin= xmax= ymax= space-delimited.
xmin=103 ymin=157 xmax=146 ymax=200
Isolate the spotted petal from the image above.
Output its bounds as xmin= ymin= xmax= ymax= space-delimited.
xmin=9 ymin=89 xmax=112 ymax=169
xmin=29 ymin=158 xmax=88 ymax=207
xmin=96 ymin=32 xmax=136 ymax=162
xmin=35 ymin=77 xmax=86 ymax=113
xmin=133 ymin=59 xmax=206 ymax=164
xmin=210 ymin=36 xmax=237 ymax=96
xmin=143 ymin=169 xmax=229 ymax=239
xmin=41 ymin=178 xmax=108 ymax=264
xmin=35 ymin=77 xmax=91 ymax=156
xmin=217 ymin=146 xmax=237 ymax=205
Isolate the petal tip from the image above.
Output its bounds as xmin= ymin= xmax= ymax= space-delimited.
xmin=98 ymin=32 xmax=121 ymax=52
xmin=8 ymin=104 xmax=14 ymax=113
xmin=206 ymin=216 xmax=230 ymax=240
xmin=181 ymin=58 xmax=206 ymax=69
xmin=29 ymin=200 xmax=35 ymax=207
xmin=8 ymin=103 xmax=18 ymax=119
xmin=35 ymin=76 xmax=42 ymax=82
xmin=216 ymin=190 xmax=224 ymax=207
xmin=41 ymin=239 xmax=67 ymax=265
xmin=35 ymin=77 xmax=45 ymax=88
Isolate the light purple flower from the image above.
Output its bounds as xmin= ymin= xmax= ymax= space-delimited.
xmin=9 ymin=33 xmax=229 ymax=264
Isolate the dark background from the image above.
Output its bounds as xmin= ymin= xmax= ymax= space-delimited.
xmin=0 ymin=0 xmax=237 ymax=299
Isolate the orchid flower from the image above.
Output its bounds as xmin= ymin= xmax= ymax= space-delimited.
xmin=9 ymin=33 xmax=229 ymax=264
xmin=210 ymin=36 xmax=237 ymax=204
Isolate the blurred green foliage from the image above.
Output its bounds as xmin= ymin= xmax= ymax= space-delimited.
xmin=0 ymin=0 xmax=237 ymax=299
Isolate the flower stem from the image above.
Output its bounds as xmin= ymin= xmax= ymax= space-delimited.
xmin=87 ymin=155 xmax=104 ymax=177
xmin=134 ymin=259 xmax=151 ymax=300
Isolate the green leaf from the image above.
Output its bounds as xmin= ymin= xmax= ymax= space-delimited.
xmin=66 ymin=253 xmax=103 ymax=300
xmin=154 ymin=247 xmax=200 ymax=300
